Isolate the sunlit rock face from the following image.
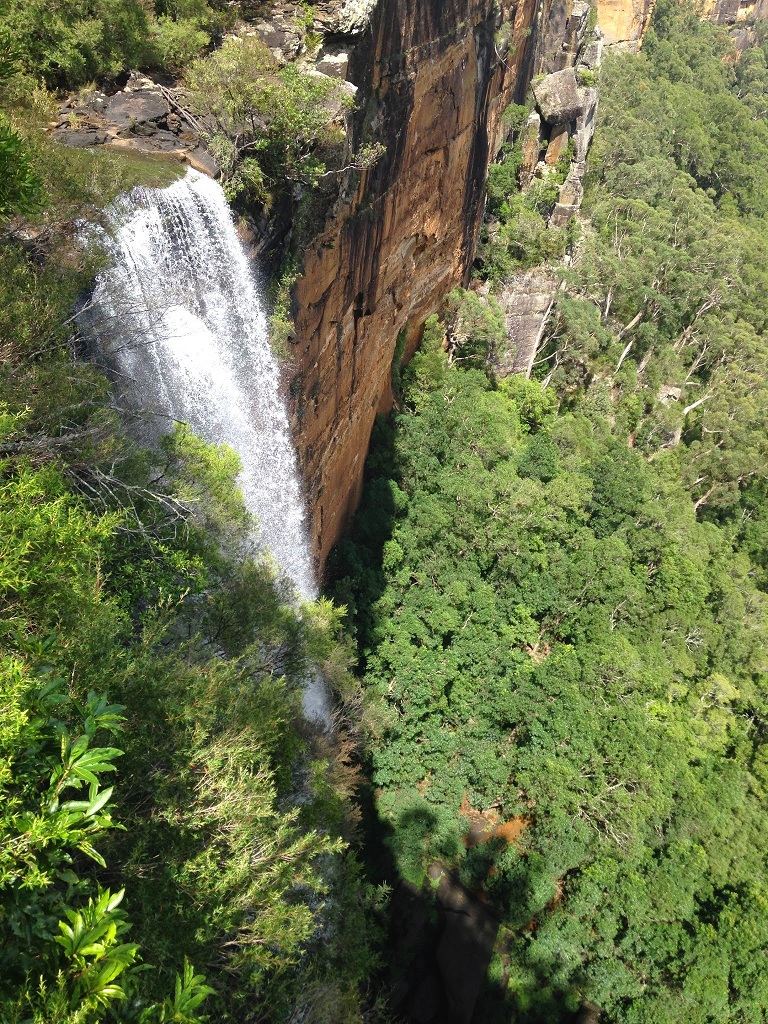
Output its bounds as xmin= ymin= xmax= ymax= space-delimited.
xmin=283 ymin=0 xmax=671 ymax=574
xmin=289 ymin=0 xmax=546 ymax=573
xmin=595 ymin=0 xmax=656 ymax=49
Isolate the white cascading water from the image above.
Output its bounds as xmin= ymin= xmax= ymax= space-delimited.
xmin=82 ymin=168 xmax=331 ymax=726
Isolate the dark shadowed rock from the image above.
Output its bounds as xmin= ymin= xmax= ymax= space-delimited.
xmin=387 ymin=865 xmax=500 ymax=1024
xmin=434 ymin=871 xmax=500 ymax=1024
xmin=54 ymin=129 xmax=109 ymax=148
xmin=107 ymin=89 xmax=169 ymax=131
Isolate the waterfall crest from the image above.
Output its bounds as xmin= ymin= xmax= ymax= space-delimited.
xmin=82 ymin=169 xmax=330 ymax=723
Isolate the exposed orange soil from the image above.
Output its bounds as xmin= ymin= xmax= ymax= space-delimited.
xmin=460 ymin=794 xmax=530 ymax=849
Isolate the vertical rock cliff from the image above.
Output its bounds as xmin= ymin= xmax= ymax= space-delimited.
xmin=289 ymin=0 xmax=579 ymax=572
xmin=595 ymin=0 xmax=655 ymax=48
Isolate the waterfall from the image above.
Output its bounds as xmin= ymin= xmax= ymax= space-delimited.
xmin=82 ymin=168 xmax=331 ymax=725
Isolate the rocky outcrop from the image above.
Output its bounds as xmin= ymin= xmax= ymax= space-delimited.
xmin=701 ymin=0 xmax=768 ymax=23
xmin=548 ymin=83 xmax=598 ymax=224
xmin=289 ymin=0 xmax=553 ymax=571
xmin=536 ymin=0 xmax=594 ymax=73
xmin=700 ymin=0 xmax=768 ymax=50
xmin=51 ymin=73 xmax=219 ymax=175
xmin=271 ymin=0 xmax=640 ymax=571
xmin=533 ymin=68 xmax=585 ymax=124
xmin=494 ymin=43 xmax=599 ymax=380
xmin=316 ymin=0 xmax=380 ymax=34
xmin=496 ymin=269 xmax=560 ymax=377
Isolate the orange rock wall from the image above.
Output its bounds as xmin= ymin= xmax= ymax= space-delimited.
xmin=290 ymin=0 xmax=544 ymax=573
xmin=595 ymin=0 xmax=766 ymax=49
xmin=596 ymin=0 xmax=655 ymax=47
xmin=287 ymin=0 xmax=757 ymax=578
xmin=700 ymin=0 xmax=768 ymax=23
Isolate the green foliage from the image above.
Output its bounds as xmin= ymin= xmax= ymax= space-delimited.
xmin=400 ymin=314 xmax=448 ymax=398
xmin=268 ymin=257 xmax=300 ymax=358
xmin=0 ymin=118 xmax=46 ymax=218
xmin=478 ymin=148 xmax=571 ymax=281
xmin=0 ymin=0 xmax=228 ymax=87
xmin=532 ymin=0 xmax=768 ymax=517
xmin=501 ymin=103 xmax=530 ymax=133
xmin=0 ymin=0 xmax=153 ymax=87
xmin=442 ymin=287 xmax=506 ymax=368
xmin=0 ymin=117 xmax=381 ymax=1024
xmin=486 ymin=143 xmax=524 ymax=215
xmin=336 ymin=276 xmax=768 ymax=1022
xmin=329 ymin=7 xmax=768 ymax=1021
xmin=576 ymin=66 xmax=598 ymax=87
xmin=54 ymin=888 xmax=140 ymax=1008
xmin=186 ymin=36 xmax=351 ymax=200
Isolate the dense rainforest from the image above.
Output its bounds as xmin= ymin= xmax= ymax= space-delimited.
xmin=333 ymin=2 xmax=768 ymax=1021
xmin=1 ymin=1 xmax=767 ymax=1023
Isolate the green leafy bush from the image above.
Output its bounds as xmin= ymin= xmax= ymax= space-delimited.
xmin=186 ymin=36 xmax=351 ymax=199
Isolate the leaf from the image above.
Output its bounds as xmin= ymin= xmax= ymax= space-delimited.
xmin=85 ymin=785 xmax=114 ymax=818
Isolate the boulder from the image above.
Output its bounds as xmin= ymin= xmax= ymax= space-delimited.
xmin=316 ymin=43 xmax=350 ymax=79
xmin=249 ymin=13 xmax=304 ymax=62
xmin=532 ymin=68 xmax=584 ymax=125
xmin=54 ymin=129 xmax=109 ymax=148
xmin=580 ymin=36 xmax=603 ymax=69
xmin=186 ymin=147 xmax=221 ymax=178
xmin=313 ymin=0 xmax=379 ymax=34
xmin=107 ymin=89 xmax=169 ymax=132
xmin=306 ymin=69 xmax=357 ymax=117
xmin=730 ymin=26 xmax=756 ymax=50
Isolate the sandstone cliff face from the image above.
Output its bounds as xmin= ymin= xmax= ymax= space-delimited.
xmin=290 ymin=0 xmax=562 ymax=572
xmin=594 ymin=0 xmax=767 ymax=49
xmin=595 ymin=0 xmax=655 ymax=48
xmin=701 ymin=0 xmax=768 ymax=27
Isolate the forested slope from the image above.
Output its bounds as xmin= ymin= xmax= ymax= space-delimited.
xmin=333 ymin=4 xmax=768 ymax=1020
xmin=0 ymin=13 xmax=384 ymax=1024
xmin=4 ymin=1 xmax=768 ymax=1022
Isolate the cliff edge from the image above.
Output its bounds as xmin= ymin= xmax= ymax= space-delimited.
xmin=289 ymin=0 xmax=577 ymax=571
